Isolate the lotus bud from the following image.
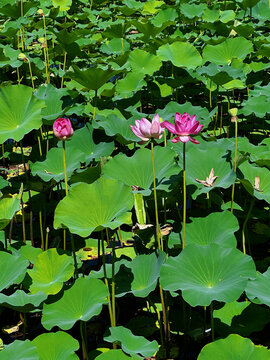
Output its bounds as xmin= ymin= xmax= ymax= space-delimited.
xmin=37 ymin=9 xmax=44 ymax=16
xmin=18 ymin=53 xmax=27 ymax=61
xmin=53 ymin=118 xmax=74 ymax=141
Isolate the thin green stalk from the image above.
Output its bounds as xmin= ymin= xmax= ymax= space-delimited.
xmin=101 ymin=233 xmax=113 ymax=326
xmin=80 ymin=321 xmax=89 ymax=360
xmin=231 ymin=118 xmax=238 ymax=213
xmin=147 ymin=296 xmax=164 ymax=348
xmin=43 ymin=15 xmax=50 ymax=82
xmin=62 ymin=141 xmax=68 ymax=196
xmin=27 ymin=59 xmax=35 ymax=90
xmin=210 ymin=302 xmax=215 ymax=341
xmin=242 ymin=197 xmax=255 ymax=255
xmin=111 ymin=233 xmax=116 ymax=327
xmin=182 ymin=142 xmax=186 ymax=249
xmin=45 ymin=227 xmax=49 ymax=250
xmin=39 ymin=210 xmax=44 ymax=250
xmin=21 ymin=198 xmax=26 ymax=244
xmin=61 ymin=52 xmax=67 ymax=88
xmin=151 ymin=141 xmax=162 ymax=250
xmin=63 ymin=229 xmax=66 ymax=250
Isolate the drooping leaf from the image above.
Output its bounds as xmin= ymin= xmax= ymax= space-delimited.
xmin=0 ymin=252 xmax=29 ymax=292
xmin=0 ymin=340 xmax=38 ymax=360
xmin=0 ymin=290 xmax=47 ymax=312
xmin=246 ymin=267 xmax=270 ymax=306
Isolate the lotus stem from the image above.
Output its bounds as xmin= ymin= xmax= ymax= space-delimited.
xmin=111 ymin=233 xmax=116 ymax=327
xmin=21 ymin=198 xmax=26 ymax=244
xmin=45 ymin=227 xmax=49 ymax=250
xmin=242 ymin=197 xmax=255 ymax=255
xmin=9 ymin=217 xmax=14 ymax=244
xmin=39 ymin=210 xmax=44 ymax=250
xmin=63 ymin=229 xmax=66 ymax=250
xmin=80 ymin=321 xmax=89 ymax=360
xmin=43 ymin=47 xmax=49 ymax=83
xmin=118 ymin=226 xmax=123 ymax=247
xmin=61 ymin=51 xmax=67 ymax=88
xmin=101 ymin=232 xmax=114 ymax=326
xmin=43 ymin=14 xmax=50 ymax=83
xmin=151 ymin=141 xmax=162 ymax=251
xmin=182 ymin=142 xmax=186 ymax=250
xmin=219 ymin=104 xmax=223 ymax=136
xmin=159 ymin=283 xmax=168 ymax=342
xmin=210 ymin=302 xmax=215 ymax=341
xmin=147 ymin=296 xmax=164 ymax=348
xmin=30 ymin=210 xmax=34 ymax=246
xmin=27 ymin=59 xmax=35 ymax=90
xmin=231 ymin=118 xmax=238 ymax=214
xmin=62 ymin=141 xmax=68 ymax=197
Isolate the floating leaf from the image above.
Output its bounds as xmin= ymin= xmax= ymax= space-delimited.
xmin=42 ymin=277 xmax=108 ymax=330
xmin=28 ymin=248 xmax=74 ymax=295
xmin=160 ymin=244 xmax=256 ymax=306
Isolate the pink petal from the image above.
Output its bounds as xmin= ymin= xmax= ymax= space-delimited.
xmin=179 ymin=136 xmax=190 ymax=143
xmin=152 ymin=114 xmax=160 ymax=124
xmin=171 ymin=136 xmax=182 ymax=143
xmin=189 ymin=137 xmax=200 ymax=144
xmin=161 ymin=121 xmax=178 ymax=135
xmin=131 ymin=125 xmax=147 ymax=140
xmin=151 ymin=121 xmax=160 ymax=136
xmin=139 ymin=118 xmax=152 ymax=137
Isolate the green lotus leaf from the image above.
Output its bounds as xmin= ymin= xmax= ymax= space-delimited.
xmin=219 ymin=10 xmax=235 ymax=23
xmin=172 ymin=139 xmax=235 ymax=199
xmin=184 ymin=211 xmax=238 ymax=248
xmin=197 ymin=334 xmax=270 ymax=360
xmin=239 ymin=162 xmax=270 ymax=203
xmin=93 ymin=114 xmax=138 ymax=143
xmin=222 ymin=79 xmax=245 ymax=90
xmin=0 ymin=340 xmax=38 ymax=360
xmin=54 ymin=178 xmax=133 ymax=237
xmin=0 ymin=196 xmax=20 ymax=230
xmin=31 ymin=146 xmax=83 ymax=183
xmin=202 ymin=8 xmax=219 ymax=22
xmin=100 ymin=38 xmax=130 ymax=55
xmin=160 ymin=244 xmax=256 ymax=306
xmin=32 ymin=331 xmax=79 ymax=360
xmin=34 ymin=84 xmax=67 ymax=122
xmin=18 ymin=243 xmax=43 ymax=264
xmin=65 ymin=65 xmax=118 ymax=91
xmin=95 ymin=349 xmax=140 ymax=360
xmin=203 ymin=37 xmax=253 ymax=65
xmin=65 ymin=124 xmax=114 ymax=165
xmin=0 ymin=85 xmax=45 ymax=143
xmin=0 ymin=252 xmax=29 ymax=292
xmin=213 ymin=301 xmax=250 ymax=326
xmin=180 ymin=3 xmax=206 ymax=18
xmin=52 ymin=0 xmax=72 ymax=11
xmin=104 ymin=326 xmax=159 ymax=358
xmin=246 ymin=267 xmax=270 ymax=306
xmin=237 ymin=0 xmax=260 ymax=10
xmin=0 ymin=290 xmax=47 ymax=312
xmin=128 ymin=49 xmax=162 ymax=76
xmin=28 ymin=248 xmax=74 ymax=295
xmin=253 ymin=0 xmax=270 ymax=20
xmin=151 ymin=7 xmax=177 ymax=26
xmin=241 ymin=95 xmax=270 ymax=117
xmin=157 ymin=42 xmax=202 ymax=69
xmin=115 ymin=72 xmax=146 ymax=98
xmin=103 ymin=146 xmax=179 ymax=196
xmin=126 ymin=252 xmax=166 ymax=297
xmin=42 ymin=277 xmax=108 ymax=330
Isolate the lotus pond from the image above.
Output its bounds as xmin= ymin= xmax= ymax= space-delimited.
xmin=0 ymin=0 xmax=270 ymax=359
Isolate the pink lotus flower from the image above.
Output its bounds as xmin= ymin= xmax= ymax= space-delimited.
xmin=130 ymin=114 xmax=164 ymax=144
xmin=53 ymin=118 xmax=74 ymax=140
xmin=161 ymin=112 xmax=203 ymax=144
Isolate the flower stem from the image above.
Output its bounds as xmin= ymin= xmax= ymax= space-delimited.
xmin=242 ymin=197 xmax=255 ymax=254
xmin=210 ymin=302 xmax=215 ymax=341
xmin=27 ymin=59 xmax=35 ymax=90
xmin=231 ymin=119 xmax=238 ymax=213
xmin=151 ymin=142 xmax=162 ymax=251
xmin=182 ymin=142 xmax=186 ymax=250
xmin=80 ymin=321 xmax=89 ymax=360
xmin=61 ymin=52 xmax=67 ymax=88
xmin=101 ymin=232 xmax=113 ymax=326
xmin=62 ymin=141 xmax=68 ymax=197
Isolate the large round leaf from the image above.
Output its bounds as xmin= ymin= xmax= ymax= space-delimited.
xmin=184 ymin=211 xmax=238 ymax=248
xmin=0 ymin=85 xmax=45 ymax=143
xmin=157 ymin=42 xmax=202 ymax=69
xmin=54 ymin=178 xmax=133 ymax=237
xmin=0 ymin=196 xmax=20 ymax=230
xmin=104 ymin=326 xmax=159 ymax=358
xmin=28 ymin=248 xmax=74 ymax=295
xmin=32 ymin=332 xmax=79 ymax=360
xmin=103 ymin=146 xmax=179 ymax=196
xmin=42 ymin=277 xmax=108 ymax=330
xmin=203 ymin=37 xmax=253 ymax=65
xmin=160 ymin=244 xmax=256 ymax=306
xmin=0 ymin=290 xmax=47 ymax=312
xmin=96 ymin=349 xmax=140 ymax=360
xmin=246 ymin=267 xmax=270 ymax=306
xmin=0 ymin=340 xmax=38 ymax=360
xmin=0 ymin=252 xmax=28 ymax=292
xmin=197 ymin=334 xmax=270 ymax=360
xmin=128 ymin=49 xmax=162 ymax=76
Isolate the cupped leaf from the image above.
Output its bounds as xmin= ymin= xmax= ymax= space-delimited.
xmin=0 ymin=340 xmax=38 ymax=360
xmin=54 ymin=178 xmax=133 ymax=237
xmin=160 ymin=244 xmax=256 ymax=306
xmin=103 ymin=146 xmax=179 ymax=196
xmin=0 ymin=85 xmax=45 ymax=143
xmin=128 ymin=49 xmax=162 ymax=76
xmin=52 ymin=0 xmax=72 ymax=11
xmin=203 ymin=37 xmax=253 ymax=65
xmin=184 ymin=211 xmax=238 ymax=248
xmin=157 ymin=42 xmax=202 ymax=69
xmin=0 ymin=252 xmax=28 ymax=292
xmin=197 ymin=334 xmax=270 ymax=360
xmin=95 ymin=349 xmax=140 ymax=360
xmin=104 ymin=326 xmax=159 ymax=358
xmin=28 ymin=248 xmax=74 ymax=295
xmin=0 ymin=290 xmax=47 ymax=311
xmin=42 ymin=277 xmax=108 ymax=330
xmin=32 ymin=331 xmax=79 ymax=360
xmin=0 ymin=196 xmax=20 ymax=230
xmin=246 ymin=267 xmax=270 ymax=306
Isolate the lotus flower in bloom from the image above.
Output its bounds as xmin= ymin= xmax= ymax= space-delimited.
xmin=161 ymin=112 xmax=203 ymax=144
xmin=130 ymin=114 xmax=164 ymax=144
xmin=53 ymin=118 xmax=74 ymax=140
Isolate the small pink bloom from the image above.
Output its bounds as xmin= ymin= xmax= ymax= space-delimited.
xmin=130 ymin=114 xmax=164 ymax=144
xmin=53 ymin=118 xmax=74 ymax=140
xmin=161 ymin=112 xmax=203 ymax=144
